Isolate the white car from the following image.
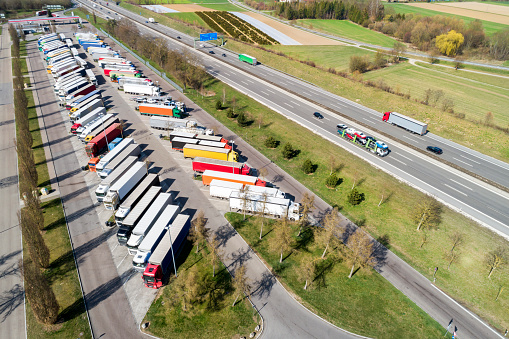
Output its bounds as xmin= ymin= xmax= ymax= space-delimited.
xmin=336 ymin=124 xmax=347 ymax=130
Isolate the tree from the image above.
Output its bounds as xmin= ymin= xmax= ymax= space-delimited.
xmin=215 ymin=100 xmax=222 ymax=111
xmin=208 ymin=235 xmax=221 ymax=277
xmin=282 ymin=142 xmax=295 ymax=159
xmin=236 ymin=111 xmax=249 ymax=127
xmin=265 ymin=136 xmax=278 ymax=148
xmin=299 ymin=259 xmax=317 ymax=290
xmin=22 ymin=259 xmax=59 ymax=324
xmin=189 ymin=211 xmax=208 ymax=253
xmin=346 ymin=230 xmax=377 ymax=278
xmin=347 ymin=188 xmax=363 ymax=205
xmin=444 ymin=249 xmax=461 ymax=270
xmin=488 ymin=29 xmax=509 ymax=60
xmin=392 ymin=41 xmax=407 ymax=61
xmin=232 ymin=264 xmax=251 ymax=307
xmin=301 ymin=159 xmax=314 ymax=174
xmin=328 ymin=155 xmax=337 ymax=175
xmin=454 ymin=58 xmax=464 ymax=70
xmin=449 ymin=231 xmax=464 ymax=252
xmin=484 ymin=112 xmax=494 ymax=126
xmin=297 ymin=192 xmax=314 ymax=237
xmin=441 ymin=97 xmax=454 ymax=113
xmin=325 ymin=173 xmax=338 ymax=189
xmin=317 ymin=208 xmax=342 ymax=259
xmin=349 ymin=55 xmax=370 ymax=73
xmin=18 ymin=211 xmax=50 ymax=269
xmin=258 ymin=192 xmax=269 ymax=239
xmin=256 ymin=114 xmax=263 ymax=129
xmin=486 ymin=247 xmax=506 ymax=279
xmin=412 ymin=197 xmax=442 ymax=231
xmin=269 ymin=218 xmax=293 ymax=263
xmin=373 ymin=50 xmax=387 ymax=69
xmin=92 ymin=11 xmax=97 ymax=24
xmin=240 ymin=186 xmax=251 ymax=220
xmin=435 ymin=30 xmax=464 ymax=57
xmin=226 ymin=108 xmax=235 ymax=118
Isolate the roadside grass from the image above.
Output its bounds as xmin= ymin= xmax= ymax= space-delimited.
xmin=25 ymin=198 xmax=91 ymax=339
xmin=143 ymin=242 xmax=260 ymax=338
xmin=225 ymin=213 xmax=449 ymax=338
xmin=223 ymin=39 xmax=509 ymax=162
xmin=482 ymin=1 xmax=509 ymax=6
xmin=266 ymin=45 xmax=375 ymax=72
xmin=200 ymin=4 xmax=246 ymax=11
xmin=166 ymin=12 xmax=208 ymax=27
xmin=20 ymin=40 xmax=28 ymax=57
xmin=185 ymin=75 xmax=509 ymax=333
xmin=19 ymin=57 xmax=28 ymax=75
xmin=384 ymin=3 xmax=508 ymax=36
xmin=427 ymin=59 xmax=509 ymax=76
xmin=362 ymin=62 xmax=509 ymax=127
xmin=297 ymin=19 xmax=398 ymax=48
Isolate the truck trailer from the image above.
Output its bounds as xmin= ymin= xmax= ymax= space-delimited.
xmin=64 ymin=84 xmax=97 ymax=102
xmin=115 ymin=174 xmax=159 ymax=225
xmin=103 ymin=161 xmax=147 ymax=210
xmin=382 ymin=111 xmax=427 ymax=135
xmin=85 ymin=123 xmax=122 ymax=158
xmin=124 ymin=83 xmax=160 ymax=96
xmin=183 ymin=144 xmax=238 ymax=162
xmin=202 ymin=170 xmax=266 ymax=186
xmin=192 ymin=157 xmax=250 ymax=175
xmin=210 ymin=179 xmax=284 ymax=199
xmin=77 ymin=114 xmax=116 ymax=141
xmin=229 ymin=192 xmax=300 ymax=221
xmin=94 ymin=138 xmax=134 ymax=173
xmin=142 ymin=214 xmax=190 ymax=288
xmin=239 ymin=54 xmax=257 ymax=65
xmin=95 ymin=156 xmax=138 ymax=202
xmin=70 ymin=107 xmax=106 ymax=134
xmin=138 ymin=104 xmax=184 ymax=119
xmin=132 ymin=204 xmax=181 ymax=271
xmin=67 ymin=89 xmax=101 ymax=109
xmin=117 ymin=186 xmax=162 ymax=245
xmin=98 ymin=144 xmax=141 ymax=179
xmin=69 ymin=98 xmax=104 ymax=122
xmin=126 ymin=193 xmax=174 ymax=255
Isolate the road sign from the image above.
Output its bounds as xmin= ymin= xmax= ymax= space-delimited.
xmin=200 ymin=32 xmax=218 ymax=42
xmin=86 ymin=14 xmax=90 ymax=19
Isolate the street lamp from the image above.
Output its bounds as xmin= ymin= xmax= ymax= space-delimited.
xmin=230 ymin=140 xmax=234 ymax=173
xmin=99 ymin=113 xmax=109 ymax=151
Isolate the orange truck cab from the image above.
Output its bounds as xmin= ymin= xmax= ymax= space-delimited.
xmin=88 ymin=157 xmax=100 ymax=172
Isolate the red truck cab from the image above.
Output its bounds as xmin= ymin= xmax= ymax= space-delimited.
xmin=382 ymin=112 xmax=391 ymax=122
xmin=143 ymin=264 xmax=163 ymax=289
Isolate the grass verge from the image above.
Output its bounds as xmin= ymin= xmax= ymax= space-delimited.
xmin=143 ymin=242 xmax=260 ymax=338
xmin=225 ymin=213 xmax=448 ymax=338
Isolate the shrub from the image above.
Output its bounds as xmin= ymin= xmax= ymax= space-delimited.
xmin=265 ymin=136 xmax=278 ymax=149
xmin=215 ymin=100 xmax=222 ymax=110
xmin=348 ymin=188 xmax=363 ymax=205
xmin=302 ymin=159 xmax=314 ymax=174
xmin=226 ymin=108 xmax=235 ymax=118
xmin=282 ymin=143 xmax=295 ymax=159
xmin=325 ymin=173 xmax=338 ymax=189
xmin=237 ymin=111 xmax=249 ymax=127
xmin=349 ymin=55 xmax=370 ymax=73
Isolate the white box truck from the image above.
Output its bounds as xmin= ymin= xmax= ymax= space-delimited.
xmin=103 ymin=161 xmax=147 ymax=210
xmin=70 ymin=98 xmax=104 ymax=122
xmin=95 ymin=138 xmax=134 ymax=174
xmin=99 ymin=144 xmax=141 ymax=179
xmin=124 ymin=83 xmax=160 ymax=96
xmin=95 ymin=156 xmax=138 ymax=202
xmin=115 ymin=174 xmax=159 ymax=226
xmin=229 ymin=192 xmax=301 ymax=221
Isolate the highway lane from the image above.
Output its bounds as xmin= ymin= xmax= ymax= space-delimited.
xmin=0 ymin=24 xmax=26 ymax=339
xmin=84 ymin=1 xmax=509 ymax=239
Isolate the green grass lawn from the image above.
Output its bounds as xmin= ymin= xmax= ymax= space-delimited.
xmin=362 ymin=62 xmax=509 ymax=127
xmin=384 ymin=3 xmax=508 ymax=36
xmin=225 ymin=213 xmax=448 ymax=338
xmin=482 ymin=0 xmax=509 ymax=6
xmin=143 ymin=242 xmax=260 ymax=338
xmin=200 ymin=4 xmax=246 ymax=11
xmin=19 ymin=57 xmax=28 ymax=75
xmin=27 ymin=90 xmax=51 ymax=189
xmin=20 ymin=40 xmax=28 ymax=57
xmin=297 ymin=19 xmax=398 ymax=48
xmin=266 ymin=45 xmax=375 ymax=72
xmin=166 ymin=12 xmax=208 ymax=27
xmin=25 ymin=199 xmax=91 ymax=338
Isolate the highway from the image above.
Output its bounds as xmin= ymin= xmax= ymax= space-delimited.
xmin=83 ymin=0 xmax=509 ymax=239
xmin=0 ymin=24 xmax=26 ymax=339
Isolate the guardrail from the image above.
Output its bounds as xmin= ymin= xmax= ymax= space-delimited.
xmin=99 ymin=28 xmax=183 ymax=92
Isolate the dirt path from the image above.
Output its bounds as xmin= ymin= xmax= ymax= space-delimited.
xmin=405 ymin=3 xmax=509 ymax=25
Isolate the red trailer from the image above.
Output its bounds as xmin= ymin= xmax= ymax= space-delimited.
xmin=192 ymin=157 xmax=251 ymax=175
xmin=85 ymin=123 xmax=122 ymax=158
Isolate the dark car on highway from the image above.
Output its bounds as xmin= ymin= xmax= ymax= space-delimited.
xmin=426 ymin=146 xmax=443 ymax=155
xmin=313 ymin=112 xmax=324 ymax=119
xmin=209 ymin=50 xmax=215 ymax=54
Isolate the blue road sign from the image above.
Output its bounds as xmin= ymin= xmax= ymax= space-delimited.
xmin=200 ymin=32 xmax=218 ymax=42
xmin=86 ymin=15 xmax=90 ymax=19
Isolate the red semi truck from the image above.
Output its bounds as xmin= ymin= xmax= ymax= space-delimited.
xmin=192 ymin=157 xmax=250 ymax=175
xmin=85 ymin=123 xmax=122 ymax=158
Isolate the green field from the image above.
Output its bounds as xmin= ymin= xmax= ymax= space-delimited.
xmin=166 ymin=12 xmax=208 ymax=27
xmin=297 ymin=19 xmax=398 ymax=48
xmin=362 ymin=62 xmax=509 ymax=127
xmin=200 ymin=3 xmax=246 ymax=11
xmin=267 ymin=45 xmax=375 ymax=72
xmin=27 ymin=90 xmax=50 ymax=188
xmin=385 ymin=3 xmax=508 ymax=36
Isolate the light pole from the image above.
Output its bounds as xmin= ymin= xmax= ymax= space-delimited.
xmin=230 ymin=140 xmax=234 ymax=173
xmin=99 ymin=113 xmax=109 ymax=151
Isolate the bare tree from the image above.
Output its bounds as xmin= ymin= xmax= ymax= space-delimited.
xmin=317 ymin=207 xmax=341 ymax=259
xmin=189 ymin=210 xmax=208 ymax=253
xmin=486 ymin=247 xmax=506 ymax=279
xmin=256 ymin=114 xmax=263 ymax=129
xmin=258 ymin=192 xmax=269 ymax=240
xmin=444 ymin=249 xmax=461 ymax=270
xmin=346 ymin=230 xmax=376 ymax=279
xmin=240 ymin=185 xmax=251 ymax=220
xmin=329 ymin=155 xmax=337 ymax=175
xmin=413 ymin=197 xmax=442 ymax=231
xmin=18 ymin=211 xmax=49 ymax=269
xmin=297 ymin=192 xmax=314 ymax=237
xmin=269 ymin=217 xmax=293 ymax=263
xmin=232 ymin=264 xmax=251 ymax=307
xmin=208 ymin=234 xmax=221 ymax=277
xmin=299 ymin=259 xmax=317 ymax=290
xmin=449 ymin=231 xmax=464 ymax=252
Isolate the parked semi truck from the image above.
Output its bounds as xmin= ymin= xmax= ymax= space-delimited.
xmin=210 ymin=179 xmax=284 ymax=199
xmin=150 ymin=117 xmax=194 ymax=130
xmin=69 ymin=98 xmax=103 ymax=122
xmin=85 ymin=123 xmax=122 ymax=158
xmin=382 ymin=111 xmax=427 ymax=135
xmin=126 ymin=193 xmax=174 ymax=255
xmin=132 ymin=204 xmax=181 ymax=271
xmin=124 ymin=83 xmax=160 ymax=96
xmin=95 ymin=156 xmax=138 ymax=202
xmin=137 ymin=104 xmax=184 ymax=118
xmin=98 ymin=144 xmax=141 ymax=180
xmin=77 ymin=114 xmax=116 ymax=141
xmin=103 ymin=161 xmax=147 ymax=210
xmin=63 ymin=83 xmax=96 ymax=102
xmin=239 ymin=54 xmax=257 ymax=65
xmin=229 ymin=192 xmax=301 ymax=221
xmin=117 ymin=77 xmax=151 ymax=88
xmin=115 ymin=174 xmax=159 ymax=226
xmin=117 ymin=186 xmax=162 ymax=245
xmin=192 ymin=157 xmax=250 ymax=175
xmin=70 ymin=107 xmax=106 ymax=134
xmin=171 ymin=137 xmax=199 ymax=151
xmin=67 ymin=89 xmax=101 ymax=110
xmin=69 ymin=94 xmax=102 ymax=115
xmin=85 ymin=69 xmax=98 ymax=86
xmin=183 ymin=144 xmax=238 ymax=162
xmin=94 ymin=138 xmax=134 ymax=173
xmin=142 ymin=214 xmax=190 ymax=288
xmin=202 ymin=170 xmax=266 ymax=187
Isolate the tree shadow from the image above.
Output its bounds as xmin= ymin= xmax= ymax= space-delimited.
xmin=228 ymin=247 xmax=252 ymax=272
xmin=376 ymin=234 xmax=390 ymax=249
xmin=313 ymin=258 xmax=336 ymax=290
xmin=0 ymin=284 xmax=24 ymax=322
xmin=58 ymin=295 xmax=86 ymax=323
xmin=215 ymin=222 xmax=237 ymax=249
xmin=294 ymin=227 xmax=314 ymax=252
xmin=251 ymin=271 xmax=277 ymax=300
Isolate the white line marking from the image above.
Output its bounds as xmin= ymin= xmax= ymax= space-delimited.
xmin=401 ymin=135 xmax=416 ymax=141
xmin=241 ymin=80 xmax=249 ymax=85
xmin=444 ymin=184 xmax=468 ymax=196
xmin=391 ymin=158 xmax=407 ymax=166
xmin=397 ymin=153 xmax=413 ymax=161
xmin=284 ymin=102 xmax=294 ymax=108
xmin=266 ymin=89 xmax=275 ymax=94
xmin=453 ymin=157 xmax=473 ymax=167
xmin=450 ymin=179 xmax=473 ymax=191
xmin=459 ymin=154 xmax=481 ymax=164
xmin=260 ymin=90 xmax=269 ymax=96
xmin=117 ymin=253 xmax=129 ymax=269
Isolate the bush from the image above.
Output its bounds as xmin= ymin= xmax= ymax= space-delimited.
xmin=215 ymin=100 xmax=222 ymax=110
xmin=348 ymin=188 xmax=363 ymax=205
xmin=226 ymin=108 xmax=235 ymax=118
xmin=237 ymin=111 xmax=249 ymax=127
xmin=349 ymin=55 xmax=370 ymax=73
xmin=302 ymin=159 xmax=314 ymax=174
xmin=265 ymin=136 xmax=278 ymax=149
xmin=325 ymin=173 xmax=338 ymax=188
xmin=282 ymin=142 xmax=295 ymax=159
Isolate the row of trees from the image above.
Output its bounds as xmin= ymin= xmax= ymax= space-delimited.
xmin=8 ymin=25 xmax=59 ymax=324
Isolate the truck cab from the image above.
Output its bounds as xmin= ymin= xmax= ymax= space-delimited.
xmin=117 ymin=226 xmax=133 ymax=245
xmin=88 ymin=157 xmax=100 ymax=172
xmin=143 ymin=264 xmax=162 ymax=288
xmin=133 ymin=251 xmax=150 ymax=271
xmin=127 ymin=234 xmax=144 ymax=255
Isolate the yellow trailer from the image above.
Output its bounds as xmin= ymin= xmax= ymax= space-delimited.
xmin=183 ymin=144 xmax=238 ymax=162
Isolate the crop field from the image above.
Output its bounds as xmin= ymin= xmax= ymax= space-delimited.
xmin=166 ymin=12 xmax=209 ymax=27
xmin=385 ymin=3 xmax=508 ymax=36
xmin=362 ymin=62 xmax=509 ymax=128
xmin=266 ymin=45 xmax=375 ymax=72
xmin=297 ymin=19 xmax=398 ymax=48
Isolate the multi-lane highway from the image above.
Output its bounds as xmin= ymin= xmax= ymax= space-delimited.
xmin=81 ymin=0 xmax=509 ymax=239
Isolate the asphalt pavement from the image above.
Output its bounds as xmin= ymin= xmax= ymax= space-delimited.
xmin=0 ymin=24 xmax=26 ymax=339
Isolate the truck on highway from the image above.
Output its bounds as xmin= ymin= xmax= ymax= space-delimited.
xmin=239 ymin=54 xmax=257 ymax=65
xmin=192 ymin=157 xmax=251 ymax=175
xmin=183 ymin=144 xmax=238 ymax=162
xmin=98 ymin=144 xmax=141 ymax=179
xmin=115 ymin=174 xmax=159 ymax=226
xmin=103 ymin=161 xmax=147 ymax=210
xmin=95 ymin=156 xmax=138 ymax=202
xmin=94 ymin=138 xmax=134 ymax=173
xmin=336 ymin=128 xmax=389 ymax=157
xmin=124 ymin=83 xmax=160 ymax=96
xmin=69 ymin=98 xmax=104 ymax=122
xmin=138 ymin=103 xmax=184 ymax=118
xmin=85 ymin=123 xmax=122 ymax=158
xmin=382 ymin=111 xmax=427 ymax=135
xmin=126 ymin=193 xmax=174 ymax=255
xmin=142 ymin=214 xmax=190 ymax=289
xmin=132 ymin=204 xmax=181 ymax=271
xmin=77 ymin=113 xmax=115 ymax=141
xmin=117 ymin=186 xmax=162 ymax=245
xmin=202 ymin=170 xmax=266 ymax=186
xmin=229 ymin=192 xmax=301 ymax=221
xmin=70 ymin=107 xmax=105 ymax=134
